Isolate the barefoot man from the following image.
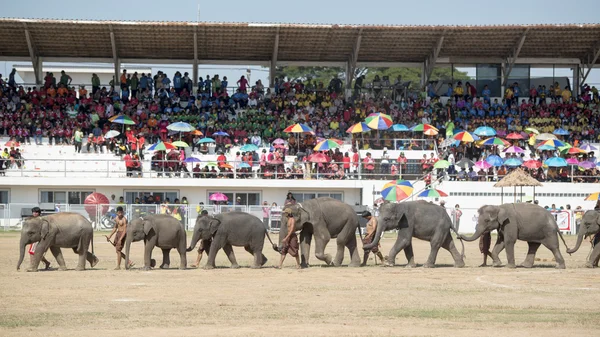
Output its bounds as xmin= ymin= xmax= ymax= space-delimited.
xmin=361 ymin=211 xmax=385 ymax=266
xmin=28 ymin=207 xmax=51 ymax=270
xmin=277 ymin=208 xmax=300 ymax=269
xmin=106 ymin=206 xmax=131 ymax=270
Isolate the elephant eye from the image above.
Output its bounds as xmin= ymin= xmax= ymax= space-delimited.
xmin=28 ymin=231 xmax=35 ymax=235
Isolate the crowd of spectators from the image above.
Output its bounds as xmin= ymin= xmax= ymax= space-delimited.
xmin=1 ymin=67 xmax=600 ymax=182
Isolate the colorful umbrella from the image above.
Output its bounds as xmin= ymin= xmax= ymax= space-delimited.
xmin=482 ymin=137 xmax=510 ymax=147
xmin=191 ymin=130 xmax=204 ymax=136
xmin=109 ymin=115 xmax=135 ymax=125
xmin=474 ymin=126 xmax=496 ymax=137
xmin=585 ymin=192 xmax=600 ymax=201
xmin=475 ymin=160 xmax=492 ymax=170
xmin=197 ymin=137 xmax=216 ymax=144
xmin=148 ymin=142 xmax=176 ymax=151
xmin=579 ymin=161 xmax=596 ymax=170
xmin=381 ymin=180 xmax=414 ymax=202
xmin=346 ymin=122 xmax=371 ymax=133
xmin=104 ymin=130 xmax=120 ymax=139
xmin=209 ymin=193 xmax=228 ymax=202
xmin=184 ymin=157 xmax=201 ymax=163
xmin=240 ymin=144 xmax=259 ymax=152
xmin=391 ymin=124 xmax=410 ymax=132
xmin=424 ymin=129 xmax=439 ymax=136
xmin=537 ymin=144 xmax=556 ymax=151
xmin=536 ymin=133 xmax=558 ymax=141
xmin=506 ymin=132 xmax=525 ymax=140
xmin=453 ymin=131 xmax=475 ymax=143
xmin=411 ymin=124 xmax=439 ymax=132
xmin=213 ymin=131 xmax=229 ymax=137
xmin=540 ymin=139 xmax=565 ymax=148
xmin=525 ymin=127 xmax=539 ymax=135
xmin=456 ymin=158 xmax=475 ymax=168
xmin=314 ymin=139 xmax=341 ymax=151
xmin=5 ymin=140 xmax=20 ymax=147
xmin=417 ymin=189 xmax=448 ymax=198
xmin=272 ymin=138 xmax=286 ymax=145
xmin=172 ymin=141 xmax=189 ymax=148
xmin=485 ymin=155 xmax=504 ymax=167
xmin=562 ymin=147 xmax=585 ymax=155
xmin=84 ymin=192 xmax=110 ymax=218
xmin=284 ymin=123 xmax=313 ymax=133
xmin=433 ymin=160 xmax=450 ymax=169
xmin=504 ymin=145 xmax=524 ymax=153
xmin=503 ymin=158 xmax=523 ymax=167
xmin=523 ymin=160 xmax=542 ymax=169
xmin=167 ymin=122 xmax=195 ymax=132
xmin=580 ymin=143 xmax=598 ymax=152
xmin=308 ymin=153 xmax=330 ymax=163
xmin=544 ymin=157 xmax=567 ymax=167
xmin=365 ymin=113 xmax=393 ymax=130
xmin=552 ymin=128 xmax=570 ymax=136
xmin=566 ymin=158 xmax=579 ymax=165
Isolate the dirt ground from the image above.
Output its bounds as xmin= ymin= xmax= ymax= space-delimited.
xmin=0 ymin=231 xmax=599 ymax=337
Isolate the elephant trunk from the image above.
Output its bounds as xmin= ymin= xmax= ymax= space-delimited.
xmin=567 ymin=230 xmax=585 ymax=254
xmin=363 ymin=219 xmax=385 ymax=251
xmin=458 ymin=227 xmax=484 ymax=242
xmin=124 ymin=235 xmax=133 ymax=270
xmin=17 ymin=237 xmax=27 ymax=271
xmin=187 ymin=230 xmax=200 ymax=252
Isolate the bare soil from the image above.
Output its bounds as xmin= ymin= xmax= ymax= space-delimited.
xmin=0 ymin=232 xmax=598 ymax=337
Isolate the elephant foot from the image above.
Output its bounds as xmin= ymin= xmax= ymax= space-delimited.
xmin=520 ymin=263 xmax=534 ymax=268
xmin=159 ymin=264 xmax=169 ymax=269
xmin=506 ymin=264 xmax=517 ymax=269
xmin=230 ymin=264 xmax=240 ymax=269
xmin=454 ymin=261 xmax=465 ymax=268
xmin=423 ymin=263 xmax=434 ymax=268
xmin=75 ymin=266 xmax=85 ymax=271
xmin=492 ymin=261 xmax=503 ymax=268
xmin=555 ymin=264 xmax=566 ymax=269
xmin=142 ymin=266 xmax=151 ymax=271
xmin=58 ymin=266 xmax=68 ymax=271
xmin=405 ymin=264 xmax=416 ymax=268
xmin=90 ymin=257 xmax=99 ymax=268
xmin=26 ymin=268 xmax=38 ymax=272
xmin=384 ymin=261 xmax=395 ymax=267
xmin=203 ymin=264 xmax=215 ymax=270
xmin=150 ymin=259 xmax=157 ymax=268
xmin=250 ymin=265 xmax=261 ymax=269
xmin=44 ymin=261 xmax=52 ymax=270
xmin=178 ymin=266 xmax=186 ymax=270
xmin=114 ymin=267 xmax=121 ymax=270
xmin=261 ymin=257 xmax=268 ymax=266
xmin=584 ymin=262 xmax=594 ymax=268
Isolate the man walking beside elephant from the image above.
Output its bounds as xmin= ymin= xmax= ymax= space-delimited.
xmin=28 ymin=207 xmax=51 ymax=270
xmin=361 ymin=211 xmax=385 ymax=266
xmin=107 ymin=207 xmax=130 ymax=270
xmin=278 ymin=208 xmax=300 ymax=269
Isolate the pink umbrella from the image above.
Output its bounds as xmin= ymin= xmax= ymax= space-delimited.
xmin=475 ymin=160 xmax=492 ymax=170
xmin=268 ymin=158 xmax=284 ymax=165
xmin=273 ymin=144 xmax=287 ymax=149
xmin=209 ymin=193 xmax=228 ymax=202
xmin=504 ymin=145 xmax=524 ymax=153
xmin=272 ymin=138 xmax=286 ymax=145
xmin=308 ymin=153 xmax=330 ymax=163
xmin=566 ymin=158 xmax=579 ymax=165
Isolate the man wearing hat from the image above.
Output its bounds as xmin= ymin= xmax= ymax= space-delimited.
xmin=27 ymin=207 xmax=51 ymax=270
xmin=361 ymin=211 xmax=385 ymax=266
xmin=277 ymin=208 xmax=300 ymax=269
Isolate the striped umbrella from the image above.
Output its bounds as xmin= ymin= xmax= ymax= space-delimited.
xmin=482 ymin=137 xmax=511 ymax=147
xmin=148 ymin=142 xmax=176 ymax=151
xmin=424 ymin=128 xmax=439 ymax=136
xmin=346 ymin=122 xmax=371 ymax=133
xmin=417 ymin=189 xmax=448 ymax=198
xmin=284 ymin=123 xmax=313 ymax=133
xmin=411 ymin=124 xmax=439 ymax=132
xmin=539 ymin=139 xmax=565 ymax=148
xmin=381 ymin=180 xmax=414 ymax=202
xmin=504 ymin=145 xmax=524 ymax=153
xmin=474 ymin=126 xmax=496 ymax=136
xmin=580 ymin=143 xmax=598 ymax=152
xmin=585 ymin=192 xmax=600 ymax=201
xmin=561 ymin=147 xmax=585 ymax=155
xmin=172 ymin=141 xmax=189 ymax=148
xmin=109 ymin=115 xmax=135 ymax=125
xmin=365 ymin=113 xmax=393 ymax=130
xmin=314 ymin=139 xmax=341 ymax=151
xmin=453 ymin=131 xmax=475 ymax=143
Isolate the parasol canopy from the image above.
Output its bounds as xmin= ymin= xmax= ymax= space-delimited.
xmin=411 ymin=124 xmax=439 ymax=133
xmin=284 ymin=123 xmax=313 ymax=133
xmin=523 ymin=160 xmax=542 ymax=169
xmin=474 ymin=126 xmax=496 ymax=137
xmin=503 ymin=158 xmax=523 ymax=167
xmin=580 ymin=143 xmax=598 ymax=152
xmin=536 ymin=133 xmax=558 ymax=141
xmin=381 ymin=180 xmax=414 ymax=202
xmin=475 ymin=160 xmax=492 ymax=170
xmin=433 ymin=160 xmax=450 ymax=169
xmin=456 ymin=158 xmax=475 ymax=168
xmin=391 ymin=124 xmax=410 ymax=132
xmin=506 ymin=132 xmax=525 ymax=140
xmin=504 ymin=145 xmax=524 ymax=153
xmin=485 ymin=155 xmax=504 ymax=167
xmin=109 ymin=115 xmax=135 ymax=125
xmin=240 ymin=144 xmax=259 ymax=152
xmin=5 ymin=140 xmax=20 ymax=147
xmin=84 ymin=192 xmax=110 ymax=217
xmin=482 ymin=137 xmax=510 ymax=147
xmin=197 ymin=137 xmax=216 ymax=144
xmin=365 ymin=113 xmax=393 ymax=130
xmin=148 ymin=142 xmax=176 ymax=151
xmin=453 ymin=131 xmax=475 ymax=143
xmin=346 ymin=122 xmax=371 ymax=133
xmin=544 ymin=157 xmax=568 ymax=167
xmin=314 ymin=139 xmax=341 ymax=151
xmin=104 ymin=130 xmax=120 ymax=139
xmin=184 ymin=157 xmax=201 ymax=163
xmin=417 ymin=189 xmax=448 ymax=198
xmin=308 ymin=153 xmax=330 ymax=163
xmin=539 ymin=139 xmax=565 ymax=148
xmin=172 ymin=141 xmax=189 ymax=148
xmin=552 ymin=128 xmax=570 ymax=136
xmin=272 ymin=138 xmax=286 ymax=145
xmin=167 ymin=122 xmax=195 ymax=132
xmin=209 ymin=193 xmax=228 ymax=202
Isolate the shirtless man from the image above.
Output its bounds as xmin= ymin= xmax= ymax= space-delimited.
xmin=107 ymin=206 xmax=129 ymax=270
xmin=28 ymin=207 xmax=51 ymax=270
xmin=361 ymin=211 xmax=385 ymax=266
xmin=277 ymin=208 xmax=300 ymax=269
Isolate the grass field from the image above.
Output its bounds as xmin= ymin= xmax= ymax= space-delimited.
xmin=0 ymin=231 xmax=598 ymax=337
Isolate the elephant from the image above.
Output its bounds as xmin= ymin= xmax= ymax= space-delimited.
xmin=458 ymin=203 xmax=570 ymax=269
xmin=187 ymin=211 xmax=277 ymax=269
xmin=124 ymin=214 xmax=187 ymax=270
xmin=280 ymin=197 xmax=361 ymax=268
xmin=566 ymin=210 xmax=600 ymax=268
xmin=363 ymin=201 xmax=465 ymax=268
xmin=17 ymin=212 xmax=99 ymax=272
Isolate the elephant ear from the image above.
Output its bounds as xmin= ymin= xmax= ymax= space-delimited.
xmin=40 ymin=219 xmax=50 ymax=240
xmin=143 ymin=220 xmax=155 ymax=236
xmin=497 ymin=208 xmax=510 ymax=229
xmin=209 ymin=218 xmax=221 ymax=236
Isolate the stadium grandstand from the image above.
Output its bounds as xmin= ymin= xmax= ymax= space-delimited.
xmin=0 ymin=18 xmax=599 ymax=233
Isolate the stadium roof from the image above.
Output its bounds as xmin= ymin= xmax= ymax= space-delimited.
xmin=1 ymin=18 xmax=600 ymax=66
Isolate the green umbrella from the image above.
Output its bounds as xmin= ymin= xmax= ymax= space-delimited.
xmin=433 ymin=160 xmax=450 ymax=169
xmin=172 ymin=141 xmax=189 ymax=148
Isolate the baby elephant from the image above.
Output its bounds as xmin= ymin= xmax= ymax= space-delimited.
xmin=187 ymin=211 xmax=278 ymax=269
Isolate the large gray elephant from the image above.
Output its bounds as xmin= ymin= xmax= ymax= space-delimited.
xmin=124 ymin=214 xmax=187 ymax=270
xmin=187 ymin=211 xmax=277 ymax=269
xmin=458 ymin=203 xmax=570 ymax=269
xmin=363 ymin=201 xmax=465 ymax=268
xmin=280 ymin=197 xmax=360 ymax=268
xmin=566 ymin=210 xmax=600 ymax=267
xmin=17 ymin=212 xmax=99 ymax=272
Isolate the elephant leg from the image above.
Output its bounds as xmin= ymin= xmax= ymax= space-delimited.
xmin=143 ymin=242 xmax=154 ymax=270
xmin=542 ymin=240 xmax=566 ymax=269
xmin=51 ymin=246 xmax=67 ymax=271
xmin=441 ymin=235 xmax=465 ymax=268
xmin=72 ymin=247 xmax=87 ymax=271
xmin=403 ymin=243 xmax=415 ymax=268
xmin=491 ymin=237 xmax=505 ymax=267
xmin=222 ymin=244 xmax=239 ymax=268
xmin=299 ymin=229 xmax=312 ymax=268
xmin=504 ymin=240 xmax=517 ymax=268
xmin=424 ymin=233 xmax=444 ymax=268
xmin=244 ymin=246 xmax=263 ymax=269
xmin=343 ymin=234 xmax=361 ymax=267
xmin=86 ymin=251 xmax=99 ymax=268
xmin=387 ymin=233 xmax=411 ymax=267
xmin=520 ymin=242 xmax=541 ymax=268
xmin=176 ymin=245 xmax=187 ymax=270
xmin=204 ymin=240 xmax=221 ymax=269
xmin=160 ymin=248 xmax=171 ymax=269
xmin=313 ymin=236 xmax=332 ymax=266
xmin=589 ymin=245 xmax=600 ymax=268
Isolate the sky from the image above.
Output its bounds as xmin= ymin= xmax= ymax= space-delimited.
xmin=3 ymin=0 xmax=600 ymax=86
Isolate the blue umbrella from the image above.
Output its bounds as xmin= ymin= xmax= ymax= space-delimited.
xmin=537 ymin=144 xmax=555 ymax=151
xmin=240 ymin=144 xmax=259 ymax=152
xmin=184 ymin=157 xmax=201 ymax=163
xmin=503 ymin=158 xmax=523 ymax=167
xmin=485 ymin=155 xmax=504 ymax=167
xmin=391 ymin=124 xmax=409 ymax=132
xmin=552 ymin=128 xmax=570 ymax=136
xmin=167 ymin=122 xmax=195 ymax=132
xmin=238 ymin=162 xmax=251 ymax=168
xmin=213 ymin=131 xmax=229 ymax=137
xmin=474 ymin=126 xmax=496 ymax=137
xmin=197 ymin=137 xmax=216 ymax=144
xmin=544 ymin=157 xmax=568 ymax=167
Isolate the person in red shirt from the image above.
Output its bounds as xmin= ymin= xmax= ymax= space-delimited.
xmin=123 ymin=152 xmax=133 ymax=177
xmin=352 ymin=149 xmax=360 ymax=178
xmin=216 ymin=151 xmax=227 ymax=168
xmin=363 ymin=152 xmax=375 ymax=178
xmin=342 ymin=152 xmax=351 ymax=175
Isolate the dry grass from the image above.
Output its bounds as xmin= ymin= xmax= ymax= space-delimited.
xmin=0 ymin=231 xmax=599 ymax=337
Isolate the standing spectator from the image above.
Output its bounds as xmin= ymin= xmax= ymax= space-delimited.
xmin=59 ymin=70 xmax=72 ymax=86
xmin=363 ymin=152 xmax=375 ymax=177
xmin=73 ymin=127 xmax=83 ymax=154
xmin=237 ymin=75 xmax=248 ymax=93
xmin=130 ymin=72 xmax=139 ymax=98
xmin=91 ymin=73 xmax=100 ymax=95
xmin=262 ymin=201 xmax=270 ymax=229
xmin=451 ymin=204 xmax=462 ymax=232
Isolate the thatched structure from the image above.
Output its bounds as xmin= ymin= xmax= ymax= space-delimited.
xmin=494 ymin=168 xmax=542 ymax=203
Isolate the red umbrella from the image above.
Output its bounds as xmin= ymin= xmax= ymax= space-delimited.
xmin=523 ymin=160 xmax=542 ymax=169
xmin=506 ymin=132 xmax=525 ymax=140
xmin=308 ymin=153 xmax=330 ymax=163
xmin=84 ymin=192 xmax=110 ymax=219
xmin=5 ymin=141 xmax=20 ymax=147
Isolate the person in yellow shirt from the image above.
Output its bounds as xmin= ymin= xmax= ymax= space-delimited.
xmin=561 ymin=86 xmax=572 ymax=102
xmin=329 ymin=119 xmax=339 ymax=131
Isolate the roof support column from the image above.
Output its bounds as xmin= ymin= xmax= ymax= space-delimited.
xmin=346 ymin=28 xmax=362 ymax=90
xmin=502 ymin=28 xmax=529 ymax=87
xmin=269 ymin=27 xmax=279 ymax=89
xmin=193 ymin=28 xmax=198 ymax=94
xmin=579 ymin=42 xmax=600 ymax=86
xmin=420 ymin=31 xmax=445 ymax=89
xmin=23 ymin=24 xmax=42 ymax=85
xmin=109 ymin=25 xmax=120 ymax=94
xmin=572 ymin=65 xmax=581 ymax=97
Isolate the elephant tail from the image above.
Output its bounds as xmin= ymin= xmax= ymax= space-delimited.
xmin=91 ymin=232 xmax=95 ymax=255
xmin=449 ymin=225 xmax=465 ymax=259
xmin=557 ymin=228 xmax=571 ymax=252
xmin=265 ymin=230 xmax=279 ymax=252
